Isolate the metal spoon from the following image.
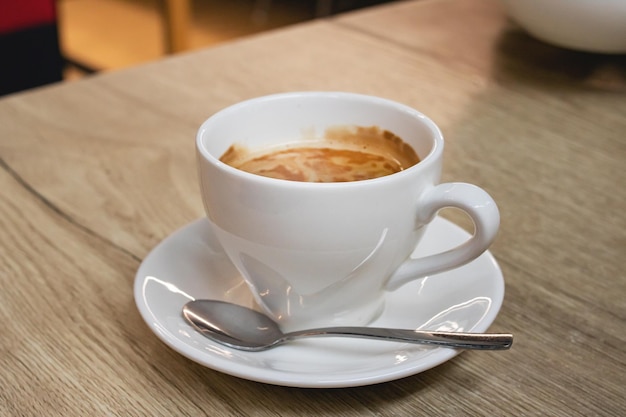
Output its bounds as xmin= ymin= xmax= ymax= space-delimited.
xmin=182 ymin=299 xmax=513 ymax=351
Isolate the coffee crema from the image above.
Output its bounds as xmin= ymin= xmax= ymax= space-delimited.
xmin=219 ymin=126 xmax=420 ymax=182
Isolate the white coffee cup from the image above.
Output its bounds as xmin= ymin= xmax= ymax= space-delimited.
xmin=500 ymin=0 xmax=626 ymax=53
xmin=196 ymin=92 xmax=499 ymax=331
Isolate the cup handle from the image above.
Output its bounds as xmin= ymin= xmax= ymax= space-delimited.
xmin=385 ymin=182 xmax=500 ymax=291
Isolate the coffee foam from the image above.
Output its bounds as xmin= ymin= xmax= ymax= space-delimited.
xmin=220 ymin=126 xmax=420 ymax=182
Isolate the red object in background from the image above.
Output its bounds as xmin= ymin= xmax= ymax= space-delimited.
xmin=0 ymin=0 xmax=57 ymax=33
xmin=0 ymin=0 xmax=63 ymax=95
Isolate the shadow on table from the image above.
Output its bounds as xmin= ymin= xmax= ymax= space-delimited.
xmin=490 ymin=27 xmax=626 ymax=93
xmin=186 ymin=355 xmax=464 ymax=414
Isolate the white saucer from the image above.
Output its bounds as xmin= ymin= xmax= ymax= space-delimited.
xmin=134 ymin=217 xmax=504 ymax=388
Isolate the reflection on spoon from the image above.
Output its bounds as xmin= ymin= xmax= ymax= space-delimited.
xmin=182 ymin=300 xmax=513 ymax=352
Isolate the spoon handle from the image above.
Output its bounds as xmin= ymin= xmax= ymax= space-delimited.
xmin=285 ymin=327 xmax=513 ymax=350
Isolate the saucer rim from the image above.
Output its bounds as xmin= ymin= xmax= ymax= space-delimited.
xmin=134 ymin=216 xmax=504 ymax=388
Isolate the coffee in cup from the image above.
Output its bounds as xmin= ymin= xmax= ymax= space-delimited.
xmin=219 ymin=126 xmax=420 ymax=182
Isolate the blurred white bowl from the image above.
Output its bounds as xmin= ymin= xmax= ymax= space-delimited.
xmin=500 ymin=0 xmax=626 ymax=53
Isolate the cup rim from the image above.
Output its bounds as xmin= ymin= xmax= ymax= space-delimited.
xmin=196 ymin=91 xmax=443 ymax=188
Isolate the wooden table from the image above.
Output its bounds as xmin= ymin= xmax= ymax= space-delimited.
xmin=1 ymin=0 xmax=625 ymax=414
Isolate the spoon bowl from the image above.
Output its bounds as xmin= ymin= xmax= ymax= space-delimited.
xmin=183 ymin=300 xmax=513 ymax=352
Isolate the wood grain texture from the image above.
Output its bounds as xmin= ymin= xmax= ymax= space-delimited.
xmin=1 ymin=0 xmax=625 ymax=415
